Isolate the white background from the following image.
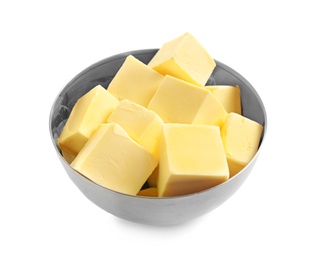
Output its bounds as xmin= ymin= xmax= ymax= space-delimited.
xmin=1 ymin=0 xmax=327 ymax=259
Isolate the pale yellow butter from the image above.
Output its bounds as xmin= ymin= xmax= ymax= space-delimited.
xmin=158 ymin=123 xmax=229 ymax=197
xmin=58 ymin=85 xmax=119 ymax=161
xmin=107 ymin=99 xmax=164 ymax=159
xmin=148 ymin=75 xmax=228 ymax=126
xmin=205 ymin=85 xmax=242 ymax=114
xmin=71 ymin=123 xmax=158 ymax=196
xmin=148 ymin=32 xmax=216 ymax=86
xmin=107 ymin=55 xmax=164 ymax=107
xmin=220 ymin=113 xmax=263 ymax=177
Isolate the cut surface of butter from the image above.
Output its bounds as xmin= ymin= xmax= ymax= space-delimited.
xmin=70 ymin=123 xmax=158 ymax=196
xmin=158 ymin=123 xmax=229 ymax=197
xmin=107 ymin=99 xmax=164 ymax=159
xmin=107 ymin=55 xmax=164 ymax=107
xmin=205 ymin=85 xmax=242 ymax=114
xmin=148 ymin=75 xmax=227 ymax=126
xmin=58 ymin=85 xmax=119 ymax=160
xmin=148 ymin=32 xmax=216 ymax=86
xmin=220 ymin=113 xmax=263 ymax=177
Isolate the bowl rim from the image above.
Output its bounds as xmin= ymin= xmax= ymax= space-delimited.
xmin=49 ymin=48 xmax=267 ymax=200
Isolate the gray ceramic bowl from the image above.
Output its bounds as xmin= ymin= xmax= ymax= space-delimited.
xmin=49 ymin=49 xmax=267 ymax=226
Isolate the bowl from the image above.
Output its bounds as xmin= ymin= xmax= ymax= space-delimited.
xmin=49 ymin=49 xmax=267 ymax=226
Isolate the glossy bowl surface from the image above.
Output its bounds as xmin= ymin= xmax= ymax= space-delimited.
xmin=49 ymin=49 xmax=267 ymax=226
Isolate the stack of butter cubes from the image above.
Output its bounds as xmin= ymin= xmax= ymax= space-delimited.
xmin=57 ymin=32 xmax=263 ymax=197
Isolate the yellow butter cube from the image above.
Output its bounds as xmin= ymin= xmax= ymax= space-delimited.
xmin=71 ymin=123 xmax=158 ymax=196
xmin=148 ymin=75 xmax=227 ymax=126
xmin=58 ymin=85 xmax=119 ymax=160
xmin=158 ymin=123 xmax=229 ymax=197
xmin=107 ymin=99 xmax=164 ymax=159
xmin=220 ymin=113 xmax=263 ymax=177
xmin=107 ymin=55 xmax=164 ymax=107
xmin=205 ymin=85 xmax=242 ymax=114
xmin=148 ymin=32 xmax=216 ymax=86
xmin=137 ymin=187 xmax=158 ymax=197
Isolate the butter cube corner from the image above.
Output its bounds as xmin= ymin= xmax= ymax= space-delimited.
xmin=148 ymin=75 xmax=227 ymax=126
xmin=71 ymin=123 xmax=158 ymax=196
xmin=148 ymin=32 xmax=216 ymax=86
xmin=220 ymin=113 xmax=263 ymax=177
xmin=205 ymin=85 xmax=242 ymax=114
xmin=107 ymin=99 xmax=164 ymax=158
xmin=107 ymin=55 xmax=164 ymax=107
xmin=58 ymin=85 xmax=119 ymax=159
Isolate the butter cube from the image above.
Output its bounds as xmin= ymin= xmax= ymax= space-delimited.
xmin=148 ymin=32 xmax=216 ymax=86
xmin=71 ymin=123 xmax=158 ymax=196
xmin=220 ymin=113 xmax=263 ymax=177
xmin=58 ymin=85 xmax=119 ymax=160
xmin=107 ymin=99 xmax=164 ymax=158
xmin=107 ymin=55 xmax=164 ymax=107
xmin=205 ymin=85 xmax=242 ymax=114
xmin=158 ymin=123 xmax=229 ymax=197
xmin=148 ymin=75 xmax=228 ymax=126
xmin=137 ymin=187 xmax=158 ymax=197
